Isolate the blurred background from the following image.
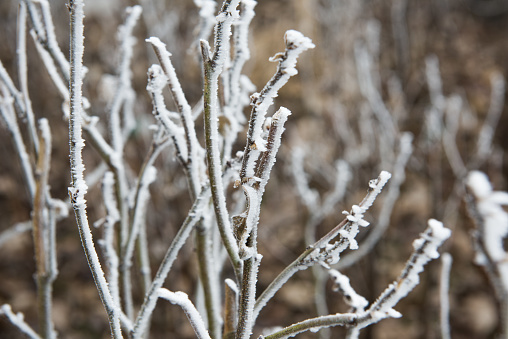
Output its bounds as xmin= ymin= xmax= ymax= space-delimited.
xmin=1 ymin=0 xmax=508 ymax=338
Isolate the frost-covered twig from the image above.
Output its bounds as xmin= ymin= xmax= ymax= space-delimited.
xmin=158 ymin=289 xmax=212 ymax=339
xmin=0 ymin=304 xmax=41 ymax=339
xmin=329 ymin=269 xmax=368 ymax=312
xmin=254 ymin=171 xmax=391 ymax=321
xmin=146 ymin=36 xmax=204 ymax=197
xmin=0 ymin=85 xmax=35 ymax=198
xmin=16 ymin=2 xmax=38 ymax=156
xmin=354 ymin=38 xmax=397 ymax=152
xmin=466 ymin=171 xmax=508 ymax=337
xmin=98 ymin=172 xmax=121 ymax=309
xmin=22 ymin=0 xmax=70 ymax=83
xmin=132 ymin=186 xmax=211 ymax=338
xmin=260 ymin=220 xmax=451 ymax=339
xmin=337 ymin=133 xmax=413 ymax=269
xmin=440 ymin=253 xmax=453 ymax=339
xmin=67 ymin=1 xmax=123 ymax=337
xmin=239 ymin=30 xmax=315 ymax=183
xmin=200 ymin=0 xmax=243 ymax=280
xmin=193 ymin=0 xmax=217 ymax=46
xmin=234 ymin=107 xmax=292 ymax=339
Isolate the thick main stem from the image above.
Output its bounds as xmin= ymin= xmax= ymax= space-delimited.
xmin=201 ymin=42 xmax=242 ymax=280
xmin=68 ymin=1 xmax=123 ymax=337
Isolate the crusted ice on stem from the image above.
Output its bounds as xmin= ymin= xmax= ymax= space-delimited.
xmin=146 ymin=36 xmax=204 ymax=197
xmin=337 ymin=133 xmax=413 ymax=269
xmin=221 ymin=0 xmax=257 ymax=161
xmin=131 ymin=186 xmax=211 ymax=338
xmin=260 ymin=220 xmax=451 ymax=339
xmin=329 ymin=269 xmax=368 ymax=312
xmin=466 ymin=171 xmax=508 ymax=338
xmin=158 ymin=289 xmax=212 ymax=339
xmin=99 ymin=172 xmax=121 ymax=308
xmin=440 ymin=253 xmax=453 ymax=339
xmin=22 ymin=0 xmax=70 ymax=83
xmin=68 ymin=1 xmax=123 ymax=337
xmin=239 ymin=30 xmax=315 ymax=182
xmin=199 ymin=0 xmax=243 ymax=279
xmin=0 ymin=304 xmax=41 ymax=339
xmin=0 ymin=85 xmax=36 ymax=198
xmin=253 ymin=171 xmax=391 ymax=321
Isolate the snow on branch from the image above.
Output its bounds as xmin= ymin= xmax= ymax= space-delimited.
xmin=260 ymin=219 xmax=451 ymax=339
xmin=239 ymin=30 xmax=315 ymax=182
xmin=0 ymin=304 xmax=41 ymax=339
xmin=158 ymin=289 xmax=211 ymax=339
xmin=466 ymin=170 xmax=508 ymax=326
xmin=254 ymin=171 xmax=391 ymax=321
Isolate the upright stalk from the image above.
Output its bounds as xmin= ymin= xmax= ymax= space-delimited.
xmin=68 ymin=1 xmax=123 ymax=337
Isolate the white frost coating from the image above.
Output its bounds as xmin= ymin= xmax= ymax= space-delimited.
xmin=158 ymin=289 xmax=212 ymax=339
xmin=30 ymin=32 xmax=70 ymax=107
xmin=0 ymin=304 xmax=41 ymax=339
xmin=363 ymin=171 xmax=391 ymax=210
xmin=124 ymin=165 xmax=156 ymax=272
xmin=467 ymin=171 xmax=508 ymax=262
xmin=241 ymin=30 xmax=314 ymax=181
xmin=466 ymin=171 xmax=508 ymax=294
xmin=440 ymin=253 xmax=453 ymax=339
xmin=147 ymin=36 xmax=203 ymax=196
xmin=337 ymin=133 xmax=413 ymax=270
xmin=329 ymin=269 xmax=368 ymax=311
xmin=146 ymin=64 xmax=188 ymax=161
xmin=132 ymin=187 xmax=211 ymax=338
xmin=110 ymin=5 xmax=142 ymax=153
xmin=0 ymin=87 xmax=36 ymax=198
xmin=68 ymin=1 xmax=123 ymax=337
xmin=363 ymin=219 xmax=450 ymax=327
xmin=225 ymin=278 xmax=239 ymax=294
xmin=100 ymin=171 xmax=121 ymax=307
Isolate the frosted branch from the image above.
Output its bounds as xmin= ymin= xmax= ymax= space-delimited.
xmin=337 ymin=133 xmax=413 ymax=269
xmin=132 ymin=186 xmax=211 ymax=338
xmin=146 ymin=36 xmax=204 ymax=197
xmin=442 ymin=95 xmax=466 ymax=178
xmin=240 ymin=30 xmax=314 ymax=182
xmin=261 ymin=219 xmax=450 ymax=338
xmin=17 ymin=2 xmax=39 ymax=155
xmin=440 ymin=253 xmax=453 ymax=339
xmin=110 ymin=5 xmax=142 ymax=153
xmin=0 ymin=86 xmax=36 ymax=198
xmin=466 ymin=170 xmax=508 ymax=336
xmin=158 ymin=289 xmax=212 ymax=339
xmin=68 ymin=1 xmax=123 ymax=337
xmin=0 ymin=304 xmax=41 ymax=339
xmin=98 ymin=172 xmax=121 ymax=308
xmin=329 ymin=269 xmax=368 ymax=312
xmin=254 ymin=171 xmax=391 ymax=320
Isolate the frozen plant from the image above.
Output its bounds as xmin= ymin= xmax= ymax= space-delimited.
xmin=0 ymin=1 xmax=452 ymax=338
xmin=466 ymin=171 xmax=508 ymax=338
